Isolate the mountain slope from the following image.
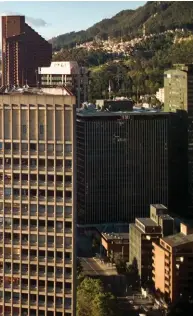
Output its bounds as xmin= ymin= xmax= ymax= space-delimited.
xmin=50 ymin=1 xmax=193 ymax=50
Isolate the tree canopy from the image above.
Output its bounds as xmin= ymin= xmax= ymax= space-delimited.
xmin=77 ymin=277 xmax=117 ymax=316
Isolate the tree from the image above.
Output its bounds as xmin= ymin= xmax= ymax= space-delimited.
xmin=114 ymin=254 xmax=127 ymax=274
xmin=77 ymin=257 xmax=83 ymax=276
xmin=77 ymin=277 xmax=117 ymax=316
xmin=126 ymin=258 xmax=140 ymax=290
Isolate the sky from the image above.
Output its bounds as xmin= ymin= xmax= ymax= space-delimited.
xmin=0 ymin=1 xmax=146 ymax=40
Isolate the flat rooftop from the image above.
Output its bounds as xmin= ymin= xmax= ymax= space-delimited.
xmin=0 ymin=86 xmax=74 ymax=96
xmin=159 ymin=214 xmax=173 ymax=220
xmin=151 ymin=204 xmax=167 ymax=209
xmin=162 ymin=232 xmax=193 ymax=248
xmin=101 ymin=232 xmax=129 ymax=241
xmin=77 ymin=108 xmax=169 ymax=117
xmin=137 ymin=218 xmax=158 ymax=227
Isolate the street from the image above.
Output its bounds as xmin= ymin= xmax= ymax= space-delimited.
xmin=81 ymin=257 xmax=117 ymax=276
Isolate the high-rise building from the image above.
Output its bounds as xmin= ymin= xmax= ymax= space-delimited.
xmin=0 ymin=92 xmax=76 ymax=316
xmin=2 ymin=15 xmax=52 ymax=87
xmin=38 ymin=62 xmax=89 ymax=107
xmin=77 ymin=107 xmax=187 ymax=225
xmin=129 ymin=204 xmax=174 ymax=287
xmin=152 ymin=223 xmax=193 ymax=303
xmin=164 ymin=64 xmax=192 ymax=213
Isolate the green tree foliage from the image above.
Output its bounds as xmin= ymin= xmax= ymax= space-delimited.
xmin=53 ymin=27 xmax=193 ymax=102
xmin=77 ymin=277 xmax=117 ymax=316
xmin=50 ymin=2 xmax=193 ymax=50
xmin=77 ymin=257 xmax=83 ymax=276
xmin=52 ymin=48 xmax=111 ymax=67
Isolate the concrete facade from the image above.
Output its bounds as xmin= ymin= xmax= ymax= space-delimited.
xmin=0 ymin=93 xmax=76 ymax=315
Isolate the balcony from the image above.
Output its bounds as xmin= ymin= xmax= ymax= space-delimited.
xmin=39 ymin=160 xmax=45 ymax=171
xmin=30 ymin=225 xmax=37 ymax=232
xmin=47 ymin=212 xmax=54 ymax=218
xmin=13 ymin=239 xmax=20 ymax=245
xmin=30 ymin=255 xmax=37 ymax=262
xmin=47 ymin=256 xmax=54 ymax=262
xmin=56 ymin=287 xmax=63 ymax=294
xmin=47 ymin=271 xmax=54 ymax=278
xmin=47 ymin=286 xmax=54 ymax=293
xmin=65 ymin=243 xmax=72 ymax=250
xmin=39 ymin=300 xmax=45 ymax=307
xmin=21 ymin=283 xmax=28 ymax=290
xmin=56 ymin=300 xmax=63 ymax=308
xmin=65 ymin=160 xmax=72 ymax=172
xmin=13 ymin=269 xmax=20 ymax=275
xmin=21 ymin=160 xmax=28 ymax=170
xmin=47 ymin=300 xmax=54 ymax=307
xmin=21 ymin=268 xmax=28 ymax=276
xmin=5 ymin=208 xmax=11 ymax=215
xmin=47 ymin=241 xmax=54 ymax=248
xmin=13 ymin=224 xmax=21 ymax=231
xmin=30 ymin=269 xmax=37 ymax=276
xmin=13 ymin=207 xmax=20 ymax=215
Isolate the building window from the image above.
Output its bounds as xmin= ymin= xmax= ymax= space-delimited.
xmin=22 ymin=125 xmax=27 ymax=134
xmin=39 ymin=125 xmax=44 ymax=135
xmin=4 ymin=188 xmax=11 ymax=197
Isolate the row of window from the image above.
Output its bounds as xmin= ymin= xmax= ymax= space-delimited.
xmin=2 ymin=219 xmax=72 ymax=230
xmin=1 ymin=158 xmax=72 ymax=169
xmin=3 ymin=233 xmax=71 ymax=245
xmin=3 ymin=262 xmax=72 ymax=276
xmin=0 ymin=309 xmax=71 ymax=316
xmin=1 ymin=143 xmax=72 ymax=153
xmin=1 ymin=173 xmax=71 ymax=184
xmin=1 ymin=203 xmax=72 ymax=214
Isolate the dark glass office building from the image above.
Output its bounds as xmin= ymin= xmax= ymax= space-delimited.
xmin=77 ymin=109 xmax=187 ymax=225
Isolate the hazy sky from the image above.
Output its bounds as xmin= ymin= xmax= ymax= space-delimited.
xmin=0 ymin=1 xmax=146 ymax=39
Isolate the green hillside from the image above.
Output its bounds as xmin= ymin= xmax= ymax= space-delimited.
xmin=50 ymin=1 xmax=193 ymax=50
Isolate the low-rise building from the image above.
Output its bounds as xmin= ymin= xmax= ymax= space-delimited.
xmin=152 ymin=223 xmax=193 ymax=303
xmin=101 ymin=232 xmax=129 ymax=262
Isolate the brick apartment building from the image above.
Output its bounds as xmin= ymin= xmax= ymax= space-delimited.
xmin=2 ymin=15 xmax=52 ymax=87
xmin=153 ymin=223 xmax=193 ymax=303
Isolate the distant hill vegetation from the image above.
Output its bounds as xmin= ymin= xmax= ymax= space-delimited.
xmin=50 ymin=1 xmax=193 ymax=50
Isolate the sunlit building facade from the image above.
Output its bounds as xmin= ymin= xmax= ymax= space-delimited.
xmin=0 ymin=93 xmax=76 ymax=316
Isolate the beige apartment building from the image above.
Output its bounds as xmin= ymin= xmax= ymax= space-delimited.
xmin=152 ymin=223 xmax=193 ymax=303
xmin=0 ymin=92 xmax=76 ymax=315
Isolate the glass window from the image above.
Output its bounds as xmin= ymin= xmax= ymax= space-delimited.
xmin=47 ymin=144 xmax=54 ymax=152
xmin=39 ymin=125 xmax=44 ymax=135
xmin=22 ymin=125 xmax=27 ymax=134
xmin=56 ymin=144 xmax=63 ymax=152
xmin=39 ymin=144 xmax=45 ymax=152
xmin=65 ymin=144 xmax=72 ymax=154
xmin=5 ymin=188 xmax=11 ymax=196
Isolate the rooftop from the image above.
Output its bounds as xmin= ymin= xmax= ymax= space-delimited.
xmin=101 ymin=232 xmax=129 ymax=241
xmin=137 ymin=218 xmax=158 ymax=227
xmin=162 ymin=232 xmax=193 ymax=248
xmin=151 ymin=204 xmax=167 ymax=210
xmin=0 ymin=86 xmax=74 ymax=96
xmin=159 ymin=214 xmax=173 ymax=220
xmin=77 ymin=107 xmax=168 ymax=117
